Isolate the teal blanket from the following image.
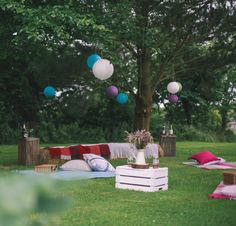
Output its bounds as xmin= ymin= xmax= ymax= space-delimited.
xmin=15 ymin=170 xmax=115 ymax=180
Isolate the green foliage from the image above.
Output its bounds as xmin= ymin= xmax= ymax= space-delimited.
xmin=174 ymin=125 xmax=236 ymax=142
xmin=150 ymin=109 xmax=166 ymax=140
xmin=0 ymin=175 xmax=71 ymax=226
xmin=38 ymin=121 xmax=132 ymax=144
xmin=0 ymin=0 xmax=235 ymax=141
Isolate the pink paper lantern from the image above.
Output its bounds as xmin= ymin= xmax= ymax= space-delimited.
xmin=106 ymin=85 xmax=118 ymax=98
xmin=169 ymin=94 xmax=178 ymax=103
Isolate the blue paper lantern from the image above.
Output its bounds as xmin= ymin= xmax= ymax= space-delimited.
xmin=43 ymin=86 xmax=56 ymax=97
xmin=87 ymin=54 xmax=101 ymax=69
xmin=116 ymin=93 xmax=128 ymax=104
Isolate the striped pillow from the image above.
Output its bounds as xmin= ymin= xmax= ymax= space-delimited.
xmin=83 ymin=154 xmax=115 ymax=172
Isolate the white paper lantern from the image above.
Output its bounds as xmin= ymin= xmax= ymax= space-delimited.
xmin=106 ymin=63 xmax=114 ymax=77
xmin=92 ymin=59 xmax=114 ymax=80
xmin=167 ymin=81 xmax=179 ymax=94
xmin=177 ymin=82 xmax=182 ymax=92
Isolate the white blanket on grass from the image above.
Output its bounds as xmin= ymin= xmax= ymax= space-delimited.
xmin=182 ymin=159 xmax=236 ymax=170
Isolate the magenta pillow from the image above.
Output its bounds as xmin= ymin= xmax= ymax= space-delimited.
xmin=189 ymin=151 xmax=219 ymax=165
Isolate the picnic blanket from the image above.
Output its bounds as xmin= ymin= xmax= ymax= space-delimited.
xmin=48 ymin=143 xmax=159 ymax=160
xmin=48 ymin=144 xmax=110 ymax=160
xmin=182 ymin=161 xmax=236 ymax=170
xmin=209 ymin=181 xmax=236 ymax=200
xmin=15 ymin=170 xmax=115 ymax=181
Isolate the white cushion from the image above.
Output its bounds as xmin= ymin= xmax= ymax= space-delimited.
xmin=221 ymin=185 xmax=236 ymax=197
xmin=60 ymin=160 xmax=92 ymax=171
xmin=83 ymin=154 xmax=115 ymax=172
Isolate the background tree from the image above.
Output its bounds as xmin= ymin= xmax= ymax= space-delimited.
xmin=0 ymin=0 xmax=236 ymax=143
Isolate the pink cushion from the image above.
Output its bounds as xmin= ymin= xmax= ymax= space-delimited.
xmin=189 ymin=151 xmax=219 ymax=165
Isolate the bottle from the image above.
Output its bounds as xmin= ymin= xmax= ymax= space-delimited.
xmin=22 ymin=123 xmax=28 ymax=138
xmin=162 ymin=126 xmax=166 ymax=135
xmin=169 ymin=125 xmax=173 ymax=135
xmin=152 ymin=158 xmax=159 ymax=168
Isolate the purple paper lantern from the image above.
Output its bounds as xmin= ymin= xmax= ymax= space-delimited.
xmin=169 ymin=94 xmax=178 ymax=103
xmin=106 ymin=85 xmax=118 ymax=98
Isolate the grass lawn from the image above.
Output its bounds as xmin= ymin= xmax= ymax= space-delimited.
xmin=0 ymin=142 xmax=236 ymax=226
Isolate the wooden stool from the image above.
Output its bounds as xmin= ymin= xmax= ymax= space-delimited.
xmin=223 ymin=171 xmax=236 ymax=185
xmin=160 ymin=135 xmax=176 ymax=157
xmin=18 ymin=137 xmax=40 ymax=165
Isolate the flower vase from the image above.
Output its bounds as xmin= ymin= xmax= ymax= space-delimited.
xmin=135 ymin=149 xmax=146 ymax=165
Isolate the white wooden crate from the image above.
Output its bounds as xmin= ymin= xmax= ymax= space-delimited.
xmin=115 ymin=165 xmax=168 ymax=192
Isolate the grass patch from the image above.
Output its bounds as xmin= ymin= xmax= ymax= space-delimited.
xmin=0 ymin=142 xmax=236 ymax=226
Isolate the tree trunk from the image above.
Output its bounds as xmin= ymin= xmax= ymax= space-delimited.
xmin=133 ymin=2 xmax=156 ymax=131
xmin=133 ymin=49 xmax=153 ymax=131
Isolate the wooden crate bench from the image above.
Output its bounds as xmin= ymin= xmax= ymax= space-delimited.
xmin=115 ymin=165 xmax=168 ymax=192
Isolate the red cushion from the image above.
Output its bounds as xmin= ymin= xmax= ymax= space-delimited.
xmin=189 ymin=151 xmax=219 ymax=165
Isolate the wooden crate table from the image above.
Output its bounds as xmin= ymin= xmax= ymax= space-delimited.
xmin=18 ymin=137 xmax=40 ymax=165
xmin=115 ymin=165 xmax=168 ymax=192
xmin=160 ymin=135 xmax=176 ymax=157
xmin=35 ymin=164 xmax=57 ymax=173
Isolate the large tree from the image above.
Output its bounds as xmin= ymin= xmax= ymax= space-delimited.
xmin=1 ymin=0 xmax=236 ymax=131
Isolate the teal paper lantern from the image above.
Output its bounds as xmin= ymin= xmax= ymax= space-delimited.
xmin=43 ymin=86 xmax=56 ymax=97
xmin=116 ymin=93 xmax=128 ymax=104
xmin=87 ymin=54 xmax=101 ymax=69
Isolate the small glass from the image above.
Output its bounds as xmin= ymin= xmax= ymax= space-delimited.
xmin=152 ymin=158 xmax=159 ymax=169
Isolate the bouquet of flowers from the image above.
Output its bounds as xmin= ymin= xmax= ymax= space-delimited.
xmin=125 ymin=129 xmax=153 ymax=149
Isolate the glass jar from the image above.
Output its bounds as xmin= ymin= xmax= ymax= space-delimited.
xmin=152 ymin=158 xmax=159 ymax=168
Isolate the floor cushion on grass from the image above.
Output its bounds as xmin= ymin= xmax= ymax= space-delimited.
xmin=209 ymin=181 xmax=236 ymax=200
xmin=60 ymin=160 xmax=92 ymax=171
xmin=189 ymin=150 xmax=220 ymax=165
xmin=83 ymin=154 xmax=115 ymax=172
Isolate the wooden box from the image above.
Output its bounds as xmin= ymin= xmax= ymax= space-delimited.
xmin=115 ymin=165 xmax=168 ymax=192
xmin=160 ymin=135 xmax=176 ymax=157
xmin=18 ymin=137 xmax=40 ymax=165
xmin=223 ymin=171 xmax=236 ymax=185
xmin=35 ymin=164 xmax=57 ymax=173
